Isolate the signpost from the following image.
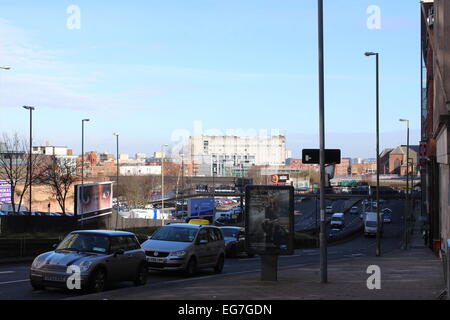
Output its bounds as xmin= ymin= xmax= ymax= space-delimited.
xmin=0 ymin=180 xmax=11 ymax=204
xmin=302 ymin=149 xmax=341 ymax=165
xmin=245 ymin=185 xmax=294 ymax=281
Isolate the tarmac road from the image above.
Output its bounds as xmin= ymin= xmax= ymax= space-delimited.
xmin=0 ymin=200 xmax=404 ymax=300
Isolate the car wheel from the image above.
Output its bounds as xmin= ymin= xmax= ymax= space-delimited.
xmin=134 ymin=262 xmax=148 ymax=286
xmin=214 ymin=254 xmax=224 ymax=274
xmin=88 ymin=268 xmax=107 ymax=293
xmin=184 ymin=257 xmax=197 ymax=277
xmin=30 ymin=281 xmax=45 ymax=291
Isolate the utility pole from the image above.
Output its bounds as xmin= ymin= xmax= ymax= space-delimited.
xmin=113 ymin=133 xmax=119 ymax=230
xmin=400 ymin=119 xmax=410 ymax=249
xmin=23 ymin=106 xmax=35 ymax=213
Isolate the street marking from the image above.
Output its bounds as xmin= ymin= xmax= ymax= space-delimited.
xmin=0 ymin=279 xmax=29 ymax=285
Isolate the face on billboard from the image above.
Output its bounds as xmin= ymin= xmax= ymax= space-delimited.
xmin=245 ymin=186 xmax=294 ymax=255
xmin=78 ymin=183 xmax=112 ymax=215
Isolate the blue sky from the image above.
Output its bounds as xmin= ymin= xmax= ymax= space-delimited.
xmin=0 ymin=0 xmax=421 ymax=158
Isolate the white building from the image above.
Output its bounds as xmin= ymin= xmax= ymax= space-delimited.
xmin=119 ymin=165 xmax=161 ymax=176
xmin=32 ymin=145 xmax=77 ymax=173
xmin=185 ymin=135 xmax=290 ymax=176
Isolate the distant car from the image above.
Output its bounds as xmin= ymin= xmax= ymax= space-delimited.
xmin=329 ymin=228 xmax=341 ymax=239
xmin=141 ymin=224 xmax=225 ymax=276
xmin=220 ymin=226 xmax=254 ymax=258
xmin=30 ymin=230 xmax=148 ymax=293
xmin=330 ymin=213 xmax=345 ymax=228
xmin=382 ymin=208 xmax=393 ymax=223
xmin=325 ymin=206 xmax=334 ymax=214
xmin=349 ymin=206 xmax=359 ymax=214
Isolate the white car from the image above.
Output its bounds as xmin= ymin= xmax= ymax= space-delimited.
xmin=325 ymin=206 xmax=333 ymax=214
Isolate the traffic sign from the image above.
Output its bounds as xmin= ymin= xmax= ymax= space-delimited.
xmin=302 ymin=149 xmax=341 ymax=164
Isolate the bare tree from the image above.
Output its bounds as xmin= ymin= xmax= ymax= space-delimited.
xmin=0 ymin=133 xmax=44 ymax=213
xmin=39 ymin=155 xmax=79 ymax=214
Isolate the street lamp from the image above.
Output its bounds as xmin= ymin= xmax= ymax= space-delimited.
xmin=80 ymin=119 xmax=90 ymax=226
xmin=22 ymin=106 xmax=35 ymax=213
xmin=113 ymin=133 xmax=119 ymax=230
xmin=161 ymin=144 xmax=168 ymax=225
xmin=400 ymin=118 xmax=410 ymax=249
xmin=365 ymin=51 xmax=381 ymax=257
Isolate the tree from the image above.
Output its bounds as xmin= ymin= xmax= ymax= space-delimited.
xmin=0 ymin=133 xmax=44 ymax=213
xmin=39 ymin=155 xmax=79 ymax=214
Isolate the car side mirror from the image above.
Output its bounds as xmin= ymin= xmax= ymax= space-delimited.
xmin=114 ymin=248 xmax=125 ymax=256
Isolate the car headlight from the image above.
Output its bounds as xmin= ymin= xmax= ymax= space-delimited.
xmin=79 ymin=261 xmax=93 ymax=272
xmin=31 ymin=256 xmax=45 ymax=269
xmin=171 ymin=250 xmax=187 ymax=257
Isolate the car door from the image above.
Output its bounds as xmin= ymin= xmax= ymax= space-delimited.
xmin=207 ymin=228 xmax=222 ymax=266
xmin=124 ymin=235 xmax=144 ymax=277
xmin=195 ymin=229 xmax=210 ymax=267
xmin=108 ymin=236 xmax=132 ymax=281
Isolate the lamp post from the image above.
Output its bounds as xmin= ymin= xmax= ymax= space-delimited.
xmin=80 ymin=119 xmax=90 ymax=227
xmin=365 ymin=51 xmax=381 ymax=257
xmin=161 ymin=144 xmax=168 ymax=225
xmin=22 ymin=106 xmax=35 ymax=213
xmin=113 ymin=133 xmax=119 ymax=230
xmin=318 ymin=0 xmax=328 ymax=283
xmin=400 ymin=119 xmax=410 ymax=249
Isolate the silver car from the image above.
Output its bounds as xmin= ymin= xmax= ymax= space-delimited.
xmin=141 ymin=223 xmax=225 ymax=276
xmin=30 ymin=230 xmax=148 ymax=293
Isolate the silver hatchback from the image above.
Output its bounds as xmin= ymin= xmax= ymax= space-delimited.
xmin=30 ymin=230 xmax=148 ymax=293
xmin=141 ymin=223 xmax=225 ymax=276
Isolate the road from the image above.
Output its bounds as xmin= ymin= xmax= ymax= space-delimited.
xmin=0 ymin=200 xmax=405 ymax=300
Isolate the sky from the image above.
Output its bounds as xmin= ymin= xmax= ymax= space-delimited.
xmin=0 ymin=0 xmax=421 ymax=159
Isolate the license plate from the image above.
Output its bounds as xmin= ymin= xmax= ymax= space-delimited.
xmin=44 ymin=275 xmax=66 ymax=282
xmin=147 ymin=257 xmax=165 ymax=263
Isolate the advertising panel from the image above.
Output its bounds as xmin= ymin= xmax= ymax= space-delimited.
xmin=271 ymin=174 xmax=289 ymax=184
xmin=75 ymin=182 xmax=113 ymax=218
xmin=187 ymin=198 xmax=215 ymax=219
xmin=245 ymin=185 xmax=294 ymax=255
xmin=0 ymin=180 xmax=11 ymax=203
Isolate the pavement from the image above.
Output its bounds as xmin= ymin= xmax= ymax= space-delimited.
xmin=71 ymin=205 xmax=445 ymax=300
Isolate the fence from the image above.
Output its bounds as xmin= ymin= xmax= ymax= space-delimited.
xmin=0 ymin=216 xmax=77 ymax=235
xmin=0 ymin=238 xmax=60 ymax=258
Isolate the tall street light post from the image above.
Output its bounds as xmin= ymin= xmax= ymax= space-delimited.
xmin=22 ymin=106 xmax=35 ymax=213
xmin=318 ymin=0 xmax=327 ymax=283
xmin=400 ymin=119 xmax=410 ymax=249
xmin=365 ymin=51 xmax=381 ymax=257
xmin=161 ymin=144 xmax=168 ymax=226
xmin=81 ymin=118 xmax=90 ymax=227
xmin=113 ymin=133 xmax=119 ymax=230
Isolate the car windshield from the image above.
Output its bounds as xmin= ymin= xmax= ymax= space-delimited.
xmin=151 ymin=226 xmax=198 ymax=242
xmin=56 ymin=233 xmax=110 ymax=254
xmin=221 ymin=228 xmax=239 ymax=238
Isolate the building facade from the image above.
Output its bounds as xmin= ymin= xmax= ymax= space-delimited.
xmin=421 ymin=0 xmax=450 ymax=252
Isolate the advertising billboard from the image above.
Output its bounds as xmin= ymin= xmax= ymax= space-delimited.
xmin=187 ymin=198 xmax=215 ymax=219
xmin=0 ymin=180 xmax=11 ymax=203
xmin=245 ymin=185 xmax=294 ymax=255
xmin=75 ymin=182 xmax=113 ymax=219
xmin=271 ymin=174 xmax=289 ymax=184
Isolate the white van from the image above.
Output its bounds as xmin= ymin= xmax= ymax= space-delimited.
xmin=330 ymin=213 xmax=345 ymax=228
xmin=364 ymin=212 xmax=383 ymax=237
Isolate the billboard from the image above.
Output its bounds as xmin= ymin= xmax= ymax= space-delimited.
xmin=0 ymin=180 xmax=11 ymax=203
xmin=271 ymin=174 xmax=289 ymax=184
xmin=187 ymin=198 xmax=215 ymax=218
xmin=245 ymin=185 xmax=294 ymax=255
xmin=75 ymin=182 xmax=113 ymax=219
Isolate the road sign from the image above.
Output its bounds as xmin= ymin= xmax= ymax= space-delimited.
xmin=302 ymin=149 xmax=341 ymax=164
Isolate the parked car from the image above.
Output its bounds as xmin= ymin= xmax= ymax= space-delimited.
xmin=329 ymin=228 xmax=341 ymax=239
xmin=382 ymin=208 xmax=393 ymax=223
xmin=325 ymin=205 xmax=334 ymax=214
xmin=141 ymin=223 xmax=225 ymax=276
xmin=29 ymin=230 xmax=148 ymax=293
xmin=220 ymin=226 xmax=254 ymax=258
